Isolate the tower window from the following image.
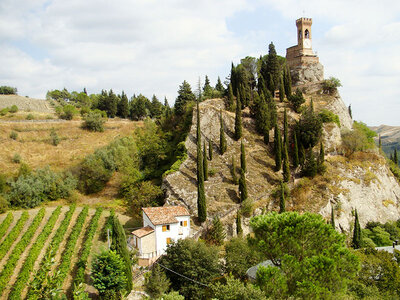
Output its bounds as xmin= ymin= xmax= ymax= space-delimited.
xmin=298 ymin=30 xmax=302 ymax=39
xmin=305 ymin=29 xmax=310 ymax=39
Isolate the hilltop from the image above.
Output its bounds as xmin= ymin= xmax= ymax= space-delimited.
xmin=0 ymin=95 xmax=54 ymax=113
xmin=370 ymin=124 xmax=400 ymax=157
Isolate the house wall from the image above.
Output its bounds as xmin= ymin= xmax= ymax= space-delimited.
xmin=155 ymin=215 xmax=191 ymax=255
xmin=141 ymin=232 xmax=156 ymax=255
xmin=143 ymin=213 xmax=154 ymax=229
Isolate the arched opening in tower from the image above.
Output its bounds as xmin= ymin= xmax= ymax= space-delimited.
xmin=305 ymin=29 xmax=310 ymax=39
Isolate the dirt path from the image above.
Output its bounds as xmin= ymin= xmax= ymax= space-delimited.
xmin=20 ymin=206 xmax=70 ymax=299
xmin=2 ymin=207 xmax=58 ymax=299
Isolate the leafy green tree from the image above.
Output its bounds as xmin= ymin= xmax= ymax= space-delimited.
xmin=236 ymin=211 xmax=242 ymax=236
xmin=279 ymin=181 xmax=285 ymax=213
xmin=203 ymin=142 xmax=208 ymax=181
xmin=82 ymin=112 xmax=105 ymax=132
xmin=208 ymin=139 xmax=213 ymax=161
xmin=251 ymin=212 xmax=360 ymax=298
xmin=219 ymin=111 xmax=227 ymax=154
xmin=240 ymin=140 xmax=247 ymax=173
xmin=322 ymin=77 xmax=342 ymax=94
xmin=160 ymin=239 xmax=221 ymax=299
xmin=49 ymin=128 xmax=60 ymax=146
xmin=61 ymin=104 xmax=78 ymax=120
xmin=196 ymin=101 xmax=206 ymax=223
xmin=239 ymin=168 xmax=248 ymax=203
xmin=231 ymin=156 xmax=238 ymax=185
xmin=117 ymin=91 xmax=129 ymax=118
xmin=256 ymin=265 xmax=288 ymax=298
xmin=274 ymin=125 xmax=282 ymax=171
xmin=91 ymin=250 xmax=127 ymax=299
xmin=207 ymin=216 xmax=226 ymax=246
xmin=158 ymin=291 xmax=184 ymax=300
xmin=144 ymin=264 xmax=170 ymax=298
xmin=234 ymin=94 xmax=242 ymax=140
xmin=288 ymin=88 xmax=305 ymax=113
xmin=352 ymin=209 xmax=362 ymax=249
xmin=254 ymin=93 xmax=270 ymax=144
xmin=211 ymin=275 xmax=265 ymax=300
xmin=174 ymin=80 xmax=196 ymax=115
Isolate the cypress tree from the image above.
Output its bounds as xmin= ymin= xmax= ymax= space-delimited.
xmin=117 ymin=91 xmax=129 ymax=118
xmin=203 ymin=142 xmax=208 ymax=181
xmin=240 ymin=140 xmax=247 ymax=173
xmin=231 ymin=156 xmax=238 ymax=185
xmin=208 ymin=216 xmax=226 ymax=246
xmin=283 ymin=109 xmax=288 ymax=148
xmin=302 ymin=150 xmax=318 ymax=178
xmin=274 ymin=124 xmax=282 ymax=171
xmin=234 ymin=93 xmax=242 ymax=140
xmin=283 ymin=143 xmax=290 ymax=182
xmin=196 ymin=101 xmax=206 ymax=223
xmin=209 ymin=139 xmax=213 ymax=160
xmin=352 ymin=209 xmax=361 ymax=249
xmin=348 ymin=104 xmax=352 ymax=119
xmin=395 ymin=149 xmax=399 ymax=165
xmin=239 ymin=168 xmax=248 ymax=203
xmin=264 ymin=42 xmax=280 ymax=93
xmin=279 ymin=181 xmax=285 ymax=213
xmin=299 ymin=143 xmax=306 ymax=166
xmin=255 ymin=93 xmax=270 ymax=144
xmin=219 ymin=111 xmax=227 ymax=154
xmin=284 ymin=65 xmax=292 ymax=98
xmin=227 ymin=84 xmax=234 ymax=111
xmin=293 ymin=132 xmax=299 ymax=167
xmin=318 ymin=142 xmax=326 ymax=174
xmin=279 ymin=76 xmax=285 ymax=102
xmin=236 ymin=211 xmax=243 ymax=236
xmin=378 ymin=135 xmax=382 ymax=149
xmin=331 ymin=206 xmax=335 ymax=230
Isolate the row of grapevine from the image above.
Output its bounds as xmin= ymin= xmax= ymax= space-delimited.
xmin=0 ymin=211 xmax=29 ymax=261
xmin=73 ymin=207 xmax=103 ymax=289
xmin=0 ymin=212 xmax=13 ymax=239
xmin=55 ymin=205 xmax=89 ymax=287
xmin=0 ymin=208 xmax=46 ymax=296
xmin=27 ymin=204 xmax=77 ymax=298
xmin=8 ymin=206 xmax=62 ymax=300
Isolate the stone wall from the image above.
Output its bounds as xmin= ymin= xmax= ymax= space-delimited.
xmin=290 ymin=62 xmax=324 ymax=85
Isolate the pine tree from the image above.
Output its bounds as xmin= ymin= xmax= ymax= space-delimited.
xmin=196 ymin=100 xmax=206 ymax=223
xmin=234 ymin=93 xmax=242 ymax=140
xmin=279 ymin=181 xmax=285 ymax=213
xmin=394 ymin=149 xmax=399 ymax=165
xmin=208 ymin=216 xmax=226 ymax=246
xmin=117 ymin=91 xmax=129 ymax=119
xmin=255 ymin=93 xmax=270 ymax=144
xmin=299 ymin=143 xmax=306 ymax=166
xmin=236 ymin=211 xmax=243 ymax=236
xmin=331 ymin=206 xmax=335 ymax=230
xmin=293 ymin=132 xmax=299 ymax=167
xmin=203 ymin=75 xmax=213 ymax=98
xmin=301 ymin=150 xmax=318 ymax=178
xmin=227 ymin=84 xmax=234 ymax=111
xmin=231 ymin=156 xmax=238 ymax=185
xmin=279 ymin=76 xmax=285 ymax=102
xmin=240 ymin=140 xmax=247 ymax=173
xmin=283 ymin=143 xmax=290 ymax=182
xmin=208 ymin=139 xmax=213 ymax=161
xmin=283 ymin=65 xmax=292 ymax=98
xmin=283 ymin=109 xmax=288 ymax=148
xmin=144 ymin=264 xmax=170 ymax=298
xmin=348 ymin=104 xmax=352 ymax=119
xmin=174 ymin=80 xmax=196 ymax=116
xmin=203 ymin=142 xmax=208 ymax=181
xmin=219 ymin=111 xmax=227 ymax=154
xmin=317 ymin=142 xmax=326 ymax=174
xmin=257 ymin=74 xmax=267 ymax=96
xmin=352 ymin=209 xmax=361 ymax=249
xmin=274 ymin=124 xmax=282 ymax=171
xmin=264 ymin=42 xmax=280 ymax=93
xmin=215 ymin=76 xmax=224 ymax=93
xmin=239 ymin=168 xmax=248 ymax=203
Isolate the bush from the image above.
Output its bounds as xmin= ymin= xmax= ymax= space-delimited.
xmin=0 ymin=86 xmax=17 ymax=95
xmin=341 ymin=122 xmax=376 ymax=157
xmin=61 ymin=104 xmax=78 ymax=120
xmin=296 ymin=107 xmax=322 ymax=149
xmin=26 ymin=113 xmax=35 ymax=120
xmin=9 ymin=131 xmax=18 ymax=140
xmin=162 ymin=141 xmax=187 ymax=177
xmin=318 ymin=109 xmax=340 ymax=127
xmin=12 ymin=153 xmax=21 ymax=163
xmin=82 ymin=112 xmax=105 ymax=132
xmin=80 ymin=106 xmax=91 ymax=116
xmin=77 ymin=154 xmax=113 ymax=194
xmin=49 ymin=128 xmax=60 ymax=146
xmin=322 ymin=77 xmax=342 ymax=94
xmin=288 ymin=89 xmax=305 ymax=112
xmin=0 ymin=196 xmax=8 ymax=214
xmin=9 ymin=105 xmax=18 ymax=113
xmin=240 ymin=198 xmax=254 ymax=217
xmin=0 ymin=108 xmax=9 ymax=116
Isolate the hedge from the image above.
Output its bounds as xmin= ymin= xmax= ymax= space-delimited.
xmin=0 ymin=212 xmax=13 ymax=238
xmin=0 ymin=208 xmax=45 ymax=296
xmin=8 ymin=206 xmax=62 ymax=299
xmin=0 ymin=211 xmax=29 ymax=261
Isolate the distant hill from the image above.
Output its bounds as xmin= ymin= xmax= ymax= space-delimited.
xmin=0 ymin=94 xmax=54 ymax=113
xmin=370 ymin=125 xmax=400 ymax=157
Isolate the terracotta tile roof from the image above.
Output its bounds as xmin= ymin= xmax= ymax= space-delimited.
xmin=132 ymin=226 xmax=154 ymax=238
xmin=142 ymin=206 xmax=190 ymax=226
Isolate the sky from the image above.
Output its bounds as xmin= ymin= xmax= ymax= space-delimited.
xmin=1 ymin=0 xmax=400 ymax=126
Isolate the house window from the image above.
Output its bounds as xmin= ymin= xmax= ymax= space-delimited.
xmin=162 ymin=225 xmax=170 ymax=232
xmin=166 ymin=237 xmax=172 ymax=244
xmin=180 ymin=221 xmax=188 ymax=227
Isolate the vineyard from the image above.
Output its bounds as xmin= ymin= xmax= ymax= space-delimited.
xmin=0 ymin=205 xmax=110 ymax=299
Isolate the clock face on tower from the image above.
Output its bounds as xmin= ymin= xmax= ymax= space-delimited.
xmin=304 ymin=39 xmax=312 ymax=49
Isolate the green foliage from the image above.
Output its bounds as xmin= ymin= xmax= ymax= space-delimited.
xmin=0 ymin=86 xmax=17 ymax=94
xmin=279 ymin=181 xmax=285 ymax=213
xmin=226 ymin=84 xmax=234 ymax=111
xmin=92 ymin=250 xmax=127 ymax=298
xmin=250 ymin=212 xmax=360 ymax=298
xmin=353 ymin=121 xmax=377 ymax=146
xmin=301 ymin=150 xmax=318 ymax=178
xmin=236 ymin=211 xmax=242 ymax=236
xmin=207 ymin=216 xmax=226 ymax=246
xmin=82 ymin=111 xmax=105 ymax=132
xmin=208 ymin=139 xmax=213 ymax=160
xmin=240 ymin=198 xmax=253 ymax=217
xmin=158 ymin=291 xmax=184 ymax=300
xmin=331 ymin=207 xmax=335 ymax=229
xmin=240 ymin=140 xmax=246 ymax=173
xmin=50 ymin=128 xmax=60 ymax=146
xmin=12 ymin=153 xmax=21 ymax=163
xmin=98 ymin=89 xmax=118 ymax=118
xmin=296 ymin=105 xmax=322 ymax=149
xmin=283 ymin=65 xmax=292 ymax=98
xmin=0 ymin=208 xmax=45 ymax=297
xmin=60 ymin=104 xmax=78 ymax=120
xmin=26 ymin=113 xmax=35 ymax=120
xmin=9 ymin=130 xmax=18 ymax=140
xmin=163 ymin=141 xmax=187 ymax=177
xmin=219 ymin=111 xmax=227 ymax=154
xmin=196 ymin=101 xmax=207 ymax=223
xmin=8 ymin=167 xmax=77 ymax=208
xmin=160 ymin=239 xmax=221 ymax=299
xmin=0 ymin=108 xmax=8 ymax=116
xmin=363 ymin=226 xmax=392 ymax=247
xmin=261 ymin=42 xmax=281 ymax=93
xmin=211 ymin=275 xmax=265 ymax=300
xmin=256 ymin=265 xmax=288 ymax=298
xmin=224 ymin=237 xmax=262 ymax=280
xmin=322 ymin=77 xmax=342 ymax=94
xmin=0 ymin=211 xmax=28 ymax=262
xmin=9 ymin=207 xmax=62 ymax=299
xmin=174 ymin=80 xmax=196 ymax=116
xmin=203 ymin=142 xmax=208 ymax=181
xmin=239 ymin=168 xmax=248 ymax=203
xmin=318 ymin=109 xmax=340 ymax=127
xmin=0 ymin=212 xmax=13 ymax=237
xmin=293 ymin=132 xmax=299 ymax=167
xmin=282 ymin=144 xmax=290 ymax=182
xmin=234 ymin=94 xmax=242 ymax=140
xmin=117 ymin=91 xmax=129 ymax=118
xmin=341 ymin=122 xmax=377 ymax=157
xmin=9 ymin=104 xmax=18 ymax=113
xmin=288 ymin=88 xmax=305 ymax=112
xmin=144 ymin=264 xmax=170 ymax=298
xmin=274 ymin=124 xmax=282 ymax=171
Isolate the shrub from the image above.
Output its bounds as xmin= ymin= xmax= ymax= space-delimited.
xmin=61 ymin=104 xmax=78 ymax=120
xmin=288 ymin=88 xmax=305 ymax=112
xmin=0 ymin=196 xmax=8 ymax=214
xmin=296 ymin=107 xmax=322 ymax=149
xmin=12 ymin=153 xmax=21 ymax=163
xmin=9 ymin=105 xmax=18 ymax=113
xmin=322 ymin=77 xmax=342 ymax=94
xmin=80 ymin=106 xmax=91 ymax=116
xmin=0 ymin=86 xmax=17 ymax=95
xmin=9 ymin=131 xmax=18 ymax=140
xmin=49 ymin=128 xmax=60 ymax=146
xmin=318 ymin=109 xmax=340 ymax=127
xmin=0 ymin=108 xmax=9 ymax=116
xmin=240 ymin=198 xmax=254 ymax=217
xmin=78 ymin=154 xmax=113 ymax=194
xmin=26 ymin=113 xmax=35 ymax=120
xmin=82 ymin=112 xmax=105 ymax=132
xmin=162 ymin=141 xmax=187 ymax=177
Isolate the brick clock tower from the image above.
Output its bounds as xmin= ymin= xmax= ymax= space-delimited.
xmin=286 ymin=18 xmax=324 ymax=85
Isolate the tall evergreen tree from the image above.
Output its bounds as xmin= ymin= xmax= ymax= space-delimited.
xmin=394 ymin=149 xmax=399 ymax=165
xmin=150 ymin=95 xmax=163 ymax=119
xmin=264 ymin=42 xmax=281 ymax=93
xmin=227 ymin=84 xmax=234 ymax=111
xmin=239 ymin=168 xmax=248 ymax=203
xmin=231 ymin=156 xmax=238 ymax=185
xmin=203 ymin=142 xmax=208 ymax=181
xmin=215 ymin=76 xmax=224 ymax=93
xmin=301 ymin=150 xmax=318 ymax=178
xmin=209 ymin=139 xmax=213 ymax=161
xmin=196 ymin=101 xmax=206 ymax=223
xmin=283 ymin=109 xmax=288 ymax=148
xmin=279 ymin=76 xmax=285 ymax=102
xmin=293 ymin=132 xmax=299 ymax=167
xmin=348 ymin=104 xmax=352 ymax=119
xmin=174 ymin=80 xmax=196 ymax=115
xmin=352 ymin=209 xmax=361 ymax=249
xmin=283 ymin=143 xmax=290 ymax=182
xmin=203 ymin=75 xmax=213 ymax=98
xmin=163 ymin=97 xmax=172 ymax=119
xmin=105 ymin=89 xmax=118 ymax=118
xmin=378 ymin=134 xmax=382 ymax=149
xmin=274 ymin=125 xmax=282 ymax=171
xmin=255 ymin=93 xmax=270 ymax=144
xmin=283 ymin=65 xmax=292 ymax=98
xmin=317 ymin=142 xmax=326 ymax=174
xmin=144 ymin=264 xmax=170 ymax=298
xmin=299 ymin=143 xmax=306 ymax=166
xmin=234 ymin=93 xmax=242 ymax=140
xmin=207 ymin=216 xmax=226 ymax=246
xmin=331 ymin=206 xmax=335 ymax=230
xmin=267 ymin=90 xmax=277 ymax=129
xmin=236 ymin=211 xmax=243 ymax=236
xmin=219 ymin=111 xmax=227 ymax=155
xmin=279 ymin=181 xmax=285 ymax=213
xmin=240 ymin=140 xmax=247 ymax=173
xmin=257 ymin=74 xmax=267 ymax=96
xmin=117 ymin=91 xmax=129 ymax=119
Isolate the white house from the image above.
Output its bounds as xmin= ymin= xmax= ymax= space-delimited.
xmin=131 ymin=206 xmax=191 ymax=266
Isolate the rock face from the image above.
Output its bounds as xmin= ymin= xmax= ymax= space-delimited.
xmin=291 ymin=62 xmax=324 ymax=86
xmin=324 ymin=94 xmax=353 ymax=130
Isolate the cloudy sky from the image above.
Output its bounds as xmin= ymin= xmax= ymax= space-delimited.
xmin=1 ymin=0 xmax=399 ymax=125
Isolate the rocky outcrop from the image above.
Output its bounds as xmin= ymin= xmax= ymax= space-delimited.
xmin=291 ymin=62 xmax=324 ymax=86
